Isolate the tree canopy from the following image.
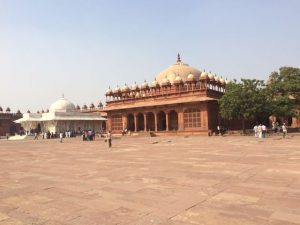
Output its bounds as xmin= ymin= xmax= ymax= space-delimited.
xmin=267 ymin=67 xmax=300 ymax=118
xmin=219 ymin=79 xmax=269 ymax=130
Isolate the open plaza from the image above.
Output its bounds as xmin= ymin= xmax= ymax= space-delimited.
xmin=0 ymin=135 xmax=300 ymax=225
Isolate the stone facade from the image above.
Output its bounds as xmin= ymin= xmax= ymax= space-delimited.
xmin=0 ymin=112 xmax=22 ymax=136
xmin=102 ymin=55 xmax=229 ymax=135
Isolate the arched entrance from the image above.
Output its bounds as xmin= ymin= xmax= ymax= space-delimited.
xmin=36 ymin=123 xmax=41 ymax=133
xmin=157 ymin=111 xmax=166 ymax=131
xmin=127 ymin=114 xmax=135 ymax=132
xmin=146 ymin=112 xmax=155 ymax=131
xmin=137 ymin=113 xmax=144 ymax=131
xmin=169 ymin=110 xmax=178 ymax=130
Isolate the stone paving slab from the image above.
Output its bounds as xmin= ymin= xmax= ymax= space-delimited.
xmin=0 ymin=135 xmax=300 ymax=225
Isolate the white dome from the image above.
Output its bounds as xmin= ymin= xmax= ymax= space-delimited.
xmin=49 ymin=97 xmax=76 ymax=112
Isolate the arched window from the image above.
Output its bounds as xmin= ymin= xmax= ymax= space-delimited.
xmin=111 ymin=114 xmax=122 ymax=131
xmin=183 ymin=108 xmax=201 ymax=128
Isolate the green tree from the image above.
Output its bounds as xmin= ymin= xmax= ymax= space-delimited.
xmin=267 ymin=67 xmax=300 ymax=119
xmin=219 ymin=79 xmax=269 ymax=132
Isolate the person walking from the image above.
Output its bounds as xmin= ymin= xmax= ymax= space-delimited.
xmin=253 ymin=125 xmax=258 ymax=137
xmin=34 ymin=132 xmax=38 ymax=140
xmin=282 ymin=123 xmax=287 ymax=138
xmin=262 ymin=124 xmax=267 ymax=138
xmin=107 ymin=131 xmax=112 ymax=148
xmin=257 ymin=124 xmax=262 ymax=138
xmin=59 ymin=132 xmax=63 ymax=143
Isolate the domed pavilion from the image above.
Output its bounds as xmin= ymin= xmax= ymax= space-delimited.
xmin=15 ymin=96 xmax=106 ymax=134
xmin=103 ymin=54 xmax=229 ymax=135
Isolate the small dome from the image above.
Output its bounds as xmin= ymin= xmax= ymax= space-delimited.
xmin=49 ymin=97 xmax=76 ymax=112
xmin=27 ymin=110 xmax=31 ymax=113
xmin=0 ymin=106 xmax=3 ymax=112
xmin=220 ymin=77 xmax=225 ymax=84
xmin=174 ymin=74 xmax=183 ymax=85
xmin=151 ymin=79 xmax=160 ymax=88
xmin=201 ymin=71 xmax=208 ymax=79
xmin=161 ymin=76 xmax=170 ymax=86
xmin=122 ymin=84 xmax=130 ymax=93
xmin=214 ymin=75 xmax=220 ymax=82
xmin=208 ymin=72 xmax=214 ymax=80
xmin=113 ymin=86 xmax=121 ymax=94
xmin=76 ymin=105 xmax=81 ymax=110
xmin=225 ymin=79 xmax=230 ymax=84
xmin=141 ymin=80 xmax=149 ymax=90
xmin=106 ymin=87 xmax=113 ymax=96
xmin=82 ymin=104 xmax=88 ymax=110
xmin=187 ymin=73 xmax=196 ymax=82
xmin=131 ymin=82 xmax=139 ymax=91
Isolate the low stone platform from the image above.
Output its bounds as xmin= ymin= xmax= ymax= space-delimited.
xmin=0 ymin=135 xmax=300 ymax=225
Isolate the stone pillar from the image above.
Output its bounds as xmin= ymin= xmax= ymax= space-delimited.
xmin=166 ymin=111 xmax=169 ymax=131
xmin=144 ymin=113 xmax=147 ymax=131
xmin=107 ymin=117 xmax=112 ymax=132
xmin=154 ymin=112 xmax=158 ymax=132
xmin=134 ymin=113 xmax=137 ymax=132
xmin=178 ymin=108 xmax=184 ymax=131
xmin=122 ymin=113 xmax=127 ymax=130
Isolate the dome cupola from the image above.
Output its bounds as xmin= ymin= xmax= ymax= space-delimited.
xmin=151 ymin=78 xmax=160 ymax=88
xmin=113 ymin=86 xmax=121 ymax=94
xmin=49 ymin=96 xmax=76 ymax=113
xmin=174 ymin=74 xmax=183 ymax=85
xmin=105 ymin=87 xmax=113 ymax=96
xmin=122 ymin=83 xmax=130 ymax=93
xmin=161 ymin=76 xmax=171 ymax=86
xmin=200 ymin=70 xmax=208 ymax=79
xmin=208 ymin=72 xmax=214 ymax=80
xmin=131 ymin=82 xmax=139 ymax=91
xmin=141 ymin=80 xmax=149 ymax=90
xmin=187 ymin=73 xmax=196 ymax=82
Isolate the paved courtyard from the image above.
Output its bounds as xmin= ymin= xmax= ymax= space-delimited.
xmin=0 ymin=134 xmax=300 ymax=225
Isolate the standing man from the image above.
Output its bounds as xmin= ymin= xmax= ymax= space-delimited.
xmin=107 ymin=131 xmax=112 ymax=148
xmin=59 ymin=132 xmax=63 ymax=143
xmin=282 ymin=123 xmax=287 ymax=138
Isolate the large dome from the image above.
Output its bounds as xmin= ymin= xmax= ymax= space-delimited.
xmin=49 ymin=97 xmax=76 ymax=112
xmin=155 ymin=54 xmax=202 ymax=84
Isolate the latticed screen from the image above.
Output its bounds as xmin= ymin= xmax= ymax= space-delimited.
xmin=183 ymin=108 xmax=201 ymax=128
xmin=111 ymin=114 xmax=122 ymax=131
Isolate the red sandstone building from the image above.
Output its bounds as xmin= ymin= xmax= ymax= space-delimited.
xmin=0 ymin=107 xmax=22 ymax=136
xmin=103 ymin=55 xmax=230 ymax=135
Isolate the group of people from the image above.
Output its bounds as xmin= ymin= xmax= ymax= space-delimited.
xmin=82 ymin=130 xmax=112 ymax=148
xmin=253 ymin=124 xmax=268 ymax=138
xmin=82 ymin=130 xmax=96 ymax=141
xmin=253 ymin=122 xmax=288 ymax=138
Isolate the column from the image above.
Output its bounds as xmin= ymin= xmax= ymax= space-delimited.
xmin=178 ymin=108 xmax=184 ymax=131
xmin=166 ymin=111 xmax=169 ymax=131
xmin=134 ymin=113 xmax=137 ymax=132
xmin=154 ymin=112 xmax=158 ymax=132
xmin=144 ymin=113 xmax=147 ymax=131
xmin=122 ymin=113 xmax=127 ymax=130
xmin=107 ymin=116 xmax=112 ymax=132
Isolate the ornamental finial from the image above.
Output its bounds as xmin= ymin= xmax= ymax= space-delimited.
xmin=177 ymin=53 xmax=181 ymax=62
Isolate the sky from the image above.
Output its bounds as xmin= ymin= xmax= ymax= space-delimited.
xmin=0 ymin=0 xmax=300 ymax=112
